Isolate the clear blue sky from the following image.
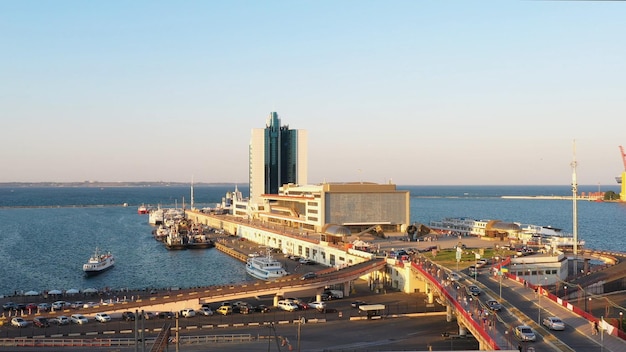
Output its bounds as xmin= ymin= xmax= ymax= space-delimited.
xmin=1 ymin=1 xmax=624 ymax=186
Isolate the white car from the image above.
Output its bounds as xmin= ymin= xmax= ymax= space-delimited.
xmin=95 ymin=312 xmax=111 ymax=323
xmin=52 ymin=301 xmax=69 ymax=310
xmin=11 ymin=317 xmax=28 ymax=327
xmin=308 ymin=301 xmax=327 ymax=311
xmin=542 ymin=316 xmax=565 ymax=331
xmin=55 ymin=316 xmax=70 ymax=325
xmin=181 ymin=308 xmax=196 ymax=318
xmin=70 ymin=314 xmax=88 ymax=324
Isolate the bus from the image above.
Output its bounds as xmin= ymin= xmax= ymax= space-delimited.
xmin=358 ymin=304 xmax=385 ymax=320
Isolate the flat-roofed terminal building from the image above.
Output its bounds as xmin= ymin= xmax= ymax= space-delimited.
xmin=248 ymin=182 xmax=410 ymax=234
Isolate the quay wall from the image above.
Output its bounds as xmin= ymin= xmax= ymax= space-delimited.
xmin=186 ymin=210 xmax=376 ymax=269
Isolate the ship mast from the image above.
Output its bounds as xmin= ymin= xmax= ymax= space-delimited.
xmin=571 ymin=140 xmax=579 ymax=277
xmin=190 ymin=175 xmax=195 ymax=210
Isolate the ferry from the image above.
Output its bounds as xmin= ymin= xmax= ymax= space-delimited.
xmin=428 ymin=217 xmax=489 ymax=237
xmin=245 ymin=252 xmax=288 ymax=281
xmin=83 ymin=248 xmax=115 ymax=276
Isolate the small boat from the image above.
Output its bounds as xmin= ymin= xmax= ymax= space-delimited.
xmin=137 ymin=204 xmax=149 ymax=215
xmin=185 ymin=234 xmax=215 ymax=249
xmin=83 ymin=248 xmax=115 ymax=276
xmin=245 ymin=251 xmax=288 ymax=281
xmin=165 ymin=231 xmax=187 ymax=250
xmin=153 ymin=224 xmax=169 ymax=242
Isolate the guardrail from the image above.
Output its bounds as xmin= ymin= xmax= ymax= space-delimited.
xmin=0 ymin=334 xmax=255 ymax=348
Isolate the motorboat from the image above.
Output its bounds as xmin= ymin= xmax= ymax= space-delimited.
xmin=83 ymin=248 xmax=115 ymax=276
xmin=137 ymin=204 xmax=149 ymax=215
xmin=245 ymin=252 xmax=288 ymax=281
xmin=165 ymin=231 xmax=187 ymax=250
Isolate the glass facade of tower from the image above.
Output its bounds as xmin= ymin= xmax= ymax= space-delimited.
xmin=262 ymin=112 xmax=301 ymax=195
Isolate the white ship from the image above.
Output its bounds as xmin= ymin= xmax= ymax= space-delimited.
xmin=428 ymin=217 xmax=489 ymax=237
xmin=83 ymin=248 xmax=115 ymax=276
xmin=148 ymin=207 xmax=164 ymax=225
xmin=245 ymin=252 xmax=288 ymax=281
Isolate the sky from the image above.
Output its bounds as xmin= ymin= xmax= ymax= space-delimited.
xmin=1 ymin=1 xmax=625 ymax=186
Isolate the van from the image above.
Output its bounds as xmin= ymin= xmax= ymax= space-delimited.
xmin=216 ymin=305 xmax=232 ymax=315
xmin=323 ymin=289 xmax=344 ymax=299
xmin=277 ymin=300 xmax=299 ymax=312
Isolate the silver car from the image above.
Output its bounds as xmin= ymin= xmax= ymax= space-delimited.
xmin=514 ymin=325 xmax=536 ymax=341
xmin=542 ymin=316 xmax=565 ymax=331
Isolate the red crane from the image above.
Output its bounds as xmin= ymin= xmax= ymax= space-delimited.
xmin=621 ymin=146 xmax=626 ymax=171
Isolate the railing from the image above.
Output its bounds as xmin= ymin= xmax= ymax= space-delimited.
xmin=0 ymin=334 xmax=255 ymax=348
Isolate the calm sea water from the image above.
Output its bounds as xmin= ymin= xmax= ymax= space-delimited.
xmin=0 ymin=184 xmax=623 ymax=297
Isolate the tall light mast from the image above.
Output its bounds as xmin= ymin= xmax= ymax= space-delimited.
xmin=571 ymin=141 xmax=579 ymax=277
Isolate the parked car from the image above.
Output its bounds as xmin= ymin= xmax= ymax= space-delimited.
xmin=95 ymin=312 xmax=111 ymax=323
xmin=301 ymin=272 xmax=318 ymax=280
xmin=2 ymin=302 xmax=17 ymax=311
xmin=143 ymin=312 xmax=155 ymax=320
xmin=542 ymin=316 xmax=565 ymax=331
xmin=514 ymin=325 xmax=536 ymax=342
xmin=323 ymin=289 xmax=344 ymax=299
xmin=52 ymin=301 xmax=69 ymax=310
xmin=277 ymin=300 xmax=299 ymax=312
xmin=216 ymin=305 xmax=232 ymax=315
xmin=37 ymin=303 xmax=51 ymax=311
xmin=199 ymin=307 xmax=213 ymax=316
xmin=158 ymin=311 xmax=174 ymax=319
xmin=122 ymin=311 xmax=135 ymax=321
xmin=181 ymin=308 xmax=196 ymax=318
xmin=25 ymin=303 xmax=38 ymax=311
xmin=308 ymin=301 xmax=327 ymax=311
xmin=254 ymin=305 xmax=271 ymax=313
xmin=70 ymin=314 xmax=88 ymax=325
xmin=299 ymin=258 xmax=315 ymax=265
xmin=11 ymin=317 xmax=28 ymax=328
xmin=33 ymin=317 xmax=49 ymax=328
xmin=70 ymin=301 xmax=84 ymax=309
xmin=55 ymin=316 xmax=70 ymax=325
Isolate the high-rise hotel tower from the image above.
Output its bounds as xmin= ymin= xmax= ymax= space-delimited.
xmin=249 ymin=112 xmax=308 ymax=204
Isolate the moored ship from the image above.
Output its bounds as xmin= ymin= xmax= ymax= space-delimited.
xmin=245 ymin=252 xmax=288 ymax=281
xmin=83 ymin=248 xmax=115 ymax=276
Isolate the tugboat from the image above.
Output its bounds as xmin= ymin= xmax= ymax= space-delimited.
xmin=83 ymin=248 xmax=115 ymax=276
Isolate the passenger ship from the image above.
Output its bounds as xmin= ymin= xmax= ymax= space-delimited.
xmin=428 ymin=217 xmax=489 ymax=237
xmin=245 ymin=252 xmax=288 ymax=281
xmin=83 ymin=248 xmax=115 ymax=276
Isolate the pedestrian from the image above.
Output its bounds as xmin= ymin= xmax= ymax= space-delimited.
xmin=593 ymin=320 xmax=599 ymax=335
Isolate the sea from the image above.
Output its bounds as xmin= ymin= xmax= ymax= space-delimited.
xmin=0 ymin=184 xmax=624 ymax=297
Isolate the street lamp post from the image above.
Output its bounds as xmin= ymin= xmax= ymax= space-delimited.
xmin=538 ymin=284 xmax=542 ymax=324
